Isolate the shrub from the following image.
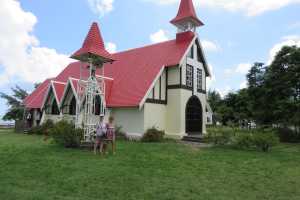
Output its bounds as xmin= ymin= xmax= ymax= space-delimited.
xmin=50 ymin=120 xmax=83 ymax=148
xmin=207 ymin=126 xmax=279 ymax=152
xmin=206 ymin=127 xmax=233 ymax=145
xmin=42 ymin=119 xmax=54 ymax=134
xmin=27 ymin=119 xmax=54 ymax=135
xmin=252 ymin=131 xmax=279 ymax=152
xmin=235 ymin=133 xmax=254 ymax=149
xmin=27 ymin=126 xmax=43 ymax=135
xmin=142 ymin=127 xmax=165 ymax=142
xmin=277 ymin=127 xmax=300 ymax=143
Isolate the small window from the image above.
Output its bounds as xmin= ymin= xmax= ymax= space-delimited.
xmin=187 ymin=46 xmax=194 ymax=59
xmin=186 ymin=65 xmax=193 ymax=88
xmin=197 ymin=69 xmax=202 ymax=90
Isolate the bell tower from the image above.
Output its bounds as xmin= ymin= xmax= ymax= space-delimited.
xmin=170 ymin=0 xmax=204 ymax=33
xmin=71 ymin=22 xmax=114 ymax=142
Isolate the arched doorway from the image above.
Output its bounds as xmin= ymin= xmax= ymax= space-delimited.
xmin=185 ymin=96 xmax=203 ymax=135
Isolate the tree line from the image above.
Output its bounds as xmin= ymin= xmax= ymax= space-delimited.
xmin=208 ymin=45 xmax=300 ymax=133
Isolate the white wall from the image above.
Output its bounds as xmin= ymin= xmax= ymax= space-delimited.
xmin=111 ymin=107 xmax=144 ymax=135
xmin=144 ymin=103 xmax=166 ymax=131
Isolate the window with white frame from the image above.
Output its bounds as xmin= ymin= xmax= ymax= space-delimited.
xmin=186 ymin=65 xmax=193 ymax=87
xmin=197 ymin=68 xmax=202 ymax=90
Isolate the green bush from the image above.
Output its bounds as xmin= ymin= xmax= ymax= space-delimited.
xmin=252 ymin=131 xmax=279 ymax=152
xmin=28 ymin=126 xmax=43 ymax=135
xmin=27 ymin=119 xmax=54 ymax=135
xmin=50 ymin=120 xmax=83 ymax=148
xmin=206 ymin=127 xmax=233 ymax=145
xmin=207 ymin=126 xmax=279 ymax=152
xmin=142 ymin=127 xmax=165 ymax=142
xmin=235 ymin=133 xmax=254 ymax=149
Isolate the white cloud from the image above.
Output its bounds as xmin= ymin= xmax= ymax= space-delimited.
xmin=268 ymin=35 xmax=300 ymax=64
xmin=201 ymin=40 xmax=221 ymax=52
xmin=217 ymin=86 xmax=232 ymax=98
xmin=206 ymin=64 xmax=216 ymax=89
xmin=106 ymin=42 xmax=117 ymax=53
xmin=239 ymin=81 xmax=247 ymax=89
xmin=235 ymin=63 xmax=252 ymax=74
xmin=0 ymin=0 xmax=72 ymax=86
xmin=145 ymin=0 xmax=300 ymax=16
xmin=88 ymin=0 xmax=114 ymax=17
xmin=224 ymin=63 xmax=251 ymax=78
xmin=150 ymin=29 xmax=169 ymax=43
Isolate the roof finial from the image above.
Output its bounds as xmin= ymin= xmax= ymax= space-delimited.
xmin=170 ymin=0 xmax=204 ymax=33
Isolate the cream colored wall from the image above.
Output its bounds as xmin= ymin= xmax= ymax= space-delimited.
xmin=111 ymin=107 xmax=144 ymax=135
xmin=147 ymin=70 xmax=167 ymax=100
xmin=42 ymin=113 xmax=62 ymax=124
xmin=143 ymin=103 xmax=166 ymax=131
xmin=168 ymin=67 xmax=179 ymax=85
xmin=165 ymin=89 xmax=183 ymax=136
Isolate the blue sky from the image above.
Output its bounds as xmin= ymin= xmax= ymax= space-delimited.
xmin=0 ymin=0 xmax=300 ymax=121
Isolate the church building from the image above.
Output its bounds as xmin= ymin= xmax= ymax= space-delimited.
xmin=24 ymin=0 xmax=212 ymax=138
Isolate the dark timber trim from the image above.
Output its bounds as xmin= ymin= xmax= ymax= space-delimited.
xmin=152 ymin=87 xmax=155 ymax=99
xmin=159 ymin=76 xmax=162 ymax=100
xmin=167 ymin=84 xmax=193 ymax=91
xmin=192 ymin=66 xmax=194 ymax=96
xmin=197 ymin=89 xmax=207 ymax=94
xmin=166 ymin=68 xmax=168 ymax=104
xmin=146 ymin=99 xmax=167 ymax=105
xmin=180 ymin=67 xmax=182 ymax=86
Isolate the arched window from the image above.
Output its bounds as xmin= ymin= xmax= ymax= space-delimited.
xmin=69 ymin=96 xmax=76 ymax=115
xmin=51 ymin=100 xmax=60 ymax=115
xmin=95 ymin=95 xmax=102 ymax=115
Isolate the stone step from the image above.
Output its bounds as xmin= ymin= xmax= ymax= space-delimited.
xmin=182 ymin=135 xmax=204 ymax=143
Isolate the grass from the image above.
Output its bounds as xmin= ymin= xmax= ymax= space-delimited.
xmin=0 ymin=130 xmax=300 ymax=200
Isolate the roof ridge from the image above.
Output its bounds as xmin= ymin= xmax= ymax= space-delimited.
xmin=112 ymin=38 xmax=177 ymax=55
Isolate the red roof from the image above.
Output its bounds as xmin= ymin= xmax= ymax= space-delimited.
xmin=170 ymin=0 xmax=204 ymax=27
xmin=52 ymin=81 xmax=66 ymax=103
xmin=24 ymin=31 xmax=195 ymax=109
xmin=71 ymin=22 xmax=114 ymax=62
xmin=23 ymin=78 xmax=53 ymax=109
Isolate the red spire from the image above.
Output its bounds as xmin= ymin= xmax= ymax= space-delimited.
xmin=170 ymin=0 xmax=204 ymax=27
xmin=71 ymin=22 xmax=114 ymax=63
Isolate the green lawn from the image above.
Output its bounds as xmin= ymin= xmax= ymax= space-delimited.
xmin=1 ymin=131 xmax=300 ymax=200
